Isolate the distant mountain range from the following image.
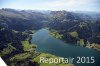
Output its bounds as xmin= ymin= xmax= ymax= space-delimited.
xmin=0 ymin=8 xmax=100 ymax=66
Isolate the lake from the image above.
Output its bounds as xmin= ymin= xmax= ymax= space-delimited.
xmin=31 ymin=29 xmax=100 ymax=66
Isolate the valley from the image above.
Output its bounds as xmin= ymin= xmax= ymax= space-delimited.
xmin=0 ymin=8 xmax=100 ymax=66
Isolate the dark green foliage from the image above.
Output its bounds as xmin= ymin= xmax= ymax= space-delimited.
xmin=0 ymin=8 xmax=100 ymax=66
xmin=0 ymin=8 xmax=100 ymax=47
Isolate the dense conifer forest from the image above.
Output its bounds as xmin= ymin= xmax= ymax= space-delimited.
xmin=0 ymin=8 xmax=100 ymax=66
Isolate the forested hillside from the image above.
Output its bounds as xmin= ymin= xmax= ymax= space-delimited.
xmin=0 ymin=9 xmax=100 ymax=45
xmin=0 ymin=8 xmax=100 ymax=66
xmin=48 ymin=11 xmax=100 ymax=45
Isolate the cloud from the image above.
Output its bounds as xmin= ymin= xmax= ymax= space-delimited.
xmin=0 ymin=0 xmax=99 ymax=12
xmin=34 ymin=0 xmax=99 ymax=11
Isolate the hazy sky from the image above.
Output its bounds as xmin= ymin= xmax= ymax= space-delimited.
xmin=0 ymin=0 xmax=100 ymax=12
